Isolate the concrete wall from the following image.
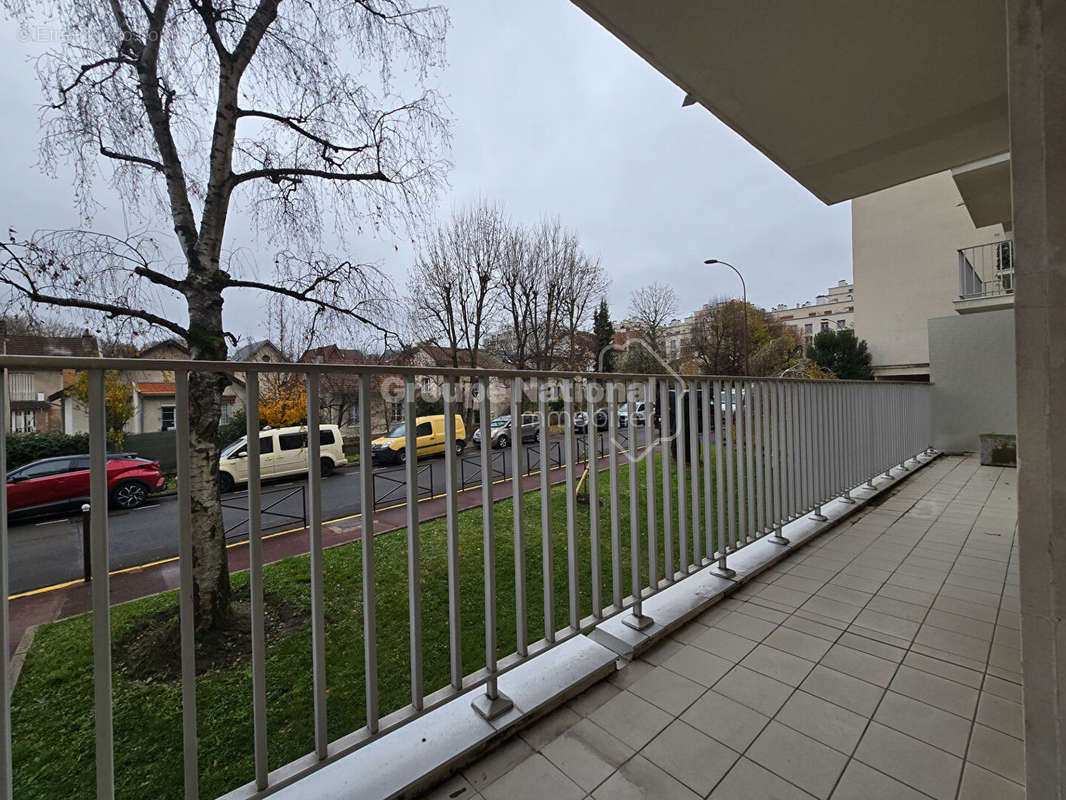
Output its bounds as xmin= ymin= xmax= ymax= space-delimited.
xmin=928 ymin=309 xmax=1016 ymax=452
xmin=852 ymin=172 xmax=1006 ymax=379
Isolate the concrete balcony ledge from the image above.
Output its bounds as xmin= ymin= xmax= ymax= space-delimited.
xmin=954 ymin=293 xmax=1015 ymax=314
xmin=263 ymin=454 xmax=950 ymax=800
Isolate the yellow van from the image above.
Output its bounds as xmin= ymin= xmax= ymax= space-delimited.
xmin=370 ymin=414 xmax=466 ymax=465
xmin=218 ymin=424 xmax=346 ymax=492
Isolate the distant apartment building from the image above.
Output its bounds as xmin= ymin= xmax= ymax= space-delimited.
xmin=770 ymin=280 xmax=855 ymax=348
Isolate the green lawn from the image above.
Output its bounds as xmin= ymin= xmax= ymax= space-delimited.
xmin=13 ymin=452 xmax=733 ymax=799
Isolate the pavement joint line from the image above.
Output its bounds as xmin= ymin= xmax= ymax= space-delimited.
xmin=8 ymin=450 xmax=628 ymax=601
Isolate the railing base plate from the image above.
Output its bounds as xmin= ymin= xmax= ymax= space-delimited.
xmin=711 ymin=565 xmax=736 ymax=579
xmin=808 ymin=514 xmax=828 ymax=522
xmin=621 ymin=613 xmax=654 ymax=631
xmin=471 ymin=692 xmax=514 ymax=722
xmin=767 ymin=534 xmax=790 ymax=546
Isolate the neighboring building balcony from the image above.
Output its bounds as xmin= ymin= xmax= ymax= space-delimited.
xmin=956 ymin=240 xmax=1015 ymax=314
xmin=0 ymin=354 xmax=946 ymax=800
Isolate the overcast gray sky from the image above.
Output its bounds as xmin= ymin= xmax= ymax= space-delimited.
xmin=0 ymin=0 xmax=851 ymax=343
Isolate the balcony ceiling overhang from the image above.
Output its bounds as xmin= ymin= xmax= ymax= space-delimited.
xmin=952 ymin=152 xmax=1013 ymax=230
xmin=571 ymin=0 xmax=1009 ymax=205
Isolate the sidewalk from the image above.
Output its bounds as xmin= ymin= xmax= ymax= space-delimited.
xmin=8 ymin=458 xmax=595 ymax=657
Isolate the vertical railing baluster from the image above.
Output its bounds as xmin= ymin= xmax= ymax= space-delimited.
xmin=509 ymin=378 xmax=527 ymax=656
xmin=607 ymin=381 xmax=622 ymax=606
xmin=403 ymin=377 xmax=423 ymax=709
xmin=675 ymin=381 xmax=689 ymax=572
xmin=88 ymin=369 xmax=114 ymax=799
xmin=645 ymin=378 xmax=659 ymax=589
xmin=744 ymin=380 xmax=756 ymax=541
xmin=473 ymin=377 xmax=513 ymax=720
xmin=174 ymin=372 xmax=198 ymax=799
xmin=443 ymin=379 xmax=464 ymax=682
xmin=808 ymin=381 xmax=828 ymax=521
xmin=753 ymin=381 xmax=765 ymax=537
xmin=687 ymin=379 xmax=701 ymax=566
xmin=701 ymin=379 xmax=714 ymax=561
xmin=537 ymin=380 xmax=554 ymax=641
xmin=711 ymin=380 xmax=735 ymax=577
xmin=0 ymin=370 xmax=8 ymax=800
xmin=306 ymin=373 xmax=328 ymax=755
xmin=659 ymin=380 xmax=675 ymax=582
xmin=358 ymin=374 xmax=379 ymax=731
xmin=587 ymin=380 xmax=602 ymax=619
xmin=735 ymin=380 xmax=748 ymax=545
xmin=246 ymin=373 xmax=268 ymax=789
xmin=625 ymin=381 xmax=652 ymax=630
xmin=723 ymin=380 xmax=737 ymax=551
xmin=769 ymin=381 xmax=788 ymax=545
xmin=563 ymin=380 xmax=579 ymax=632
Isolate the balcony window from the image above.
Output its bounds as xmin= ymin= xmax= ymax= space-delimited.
xmin=10 ymin=410 xmax=35 ymax=433
xmin=160 ymin=404 xmax=176 ymax=431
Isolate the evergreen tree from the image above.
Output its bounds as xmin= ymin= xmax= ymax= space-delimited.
xmin=593 ymin=298 xmax=616 ymax=371
xmin=807 ymin=329 xmax=874 ymax=380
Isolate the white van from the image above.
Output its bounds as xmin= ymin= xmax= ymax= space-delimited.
xmin=218 ymin=424 xmax=345 ymax=492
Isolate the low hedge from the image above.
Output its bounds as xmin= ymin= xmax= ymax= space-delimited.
xmin=6 ymin=431 xmax=92 ymax=470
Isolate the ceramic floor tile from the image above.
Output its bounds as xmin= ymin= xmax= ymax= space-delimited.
xmin=680 ymin=689 xmax=771 ymax=751
xmin=873 ymin=691 xmax=972 ymax=757
xmin=480 ymin=753 xmax=584 ymax=800
xmin=708 ymin=757 xmax=818 ymax=800
xmin=966 ymin=723 xmax=1025 ymax=784
xmin=587 ymin=690 xmax=674 ymax=751
xmin=854 ymin=722 xmax=963 ymax=800
xmin=661 ymin=644 xmax=733 ymax=687
xmin=775 ymin=690 xmax=867 ymax=754
xmin=591 ymin=754 xmax=700 ymax=800
xmin=830 ymin=760 xmax=933 ymax=800
xmin=541 ymin=717 xmax=633 ymax=793
xmin=626 ymin=665 xmax=705 ymax=716
xmin=957 ymin=762 xmax=1025 ymax=800
xmin=713 ymin=664 xmax=794 ymax=717
xmin=746 ymin=720 xmax=849 ymax=799
xmin=642 ymin=719 xmax=740 ymax=796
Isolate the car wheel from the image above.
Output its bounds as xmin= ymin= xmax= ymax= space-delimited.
xmin=397 ymin=448 xmax=406 ymax=464
xmin=220 ymin=472 xmax=235 ymax=493
xmin=320 ymin=457 xmax=335 ymax=477
xmin=456 ymin=440 xmax=466 ymax=455
xmin=110 ymin=480 xmax=148 ymax=509
xmin=533 ymin=430 xmax=540 ymax=443
xmin=496 ymin=434 xmax=509 ymax=449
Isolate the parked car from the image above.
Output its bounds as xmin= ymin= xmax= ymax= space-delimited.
xmin=371 ymin=414 xmax=466 ymax=466
xmin=574 ymin=407 xmax=609 ymax=433
xmin=618 ymin=401 xmax=648 ymax=428
xmin=219 ymin=424 xmax=345 ymax=492
xmin=472 ymin=413 xmax=540 ymax=449
xmin=6 ymin=453 xmax=165 ymax=517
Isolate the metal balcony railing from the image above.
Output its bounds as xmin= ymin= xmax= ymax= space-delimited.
xmin=0 ymin=355 xmax=932 ymax=800
xmin=959 ymin=239 xmax=1015 ymax=300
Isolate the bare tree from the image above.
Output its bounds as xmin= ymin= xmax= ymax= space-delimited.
xmin=0 ymin=0 xmax=449 ymax=631
xmin=408 ymin=200 xmax=505 ymax=368
xmin=628 ymin=282 xmax=678 ymax=353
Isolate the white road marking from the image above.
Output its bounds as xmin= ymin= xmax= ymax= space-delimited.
xmin=34 ymin=518 xmax=69 ymax=526
xmin=135 ymin=504 xmax=160 ymax=511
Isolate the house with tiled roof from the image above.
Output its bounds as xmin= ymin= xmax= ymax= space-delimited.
xmin=1 ymin=329 xmax=99 ymax=433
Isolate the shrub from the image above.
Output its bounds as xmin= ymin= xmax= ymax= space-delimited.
xmin=6 ymin=431 xmax=92 ymax=470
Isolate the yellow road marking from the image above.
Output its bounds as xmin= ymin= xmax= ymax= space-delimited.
xmin=9 ymin=448 xmax=624 ymax=601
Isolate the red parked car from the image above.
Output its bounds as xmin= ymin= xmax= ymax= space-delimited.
xmin=5 ymin=454 xmax=166 ymax=517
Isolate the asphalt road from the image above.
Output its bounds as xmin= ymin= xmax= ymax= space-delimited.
xmin=8 ymin=427 xmax=643 ymax=595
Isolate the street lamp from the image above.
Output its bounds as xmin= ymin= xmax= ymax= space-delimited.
xmin=704 ymin=259 xmax=751 ymax=376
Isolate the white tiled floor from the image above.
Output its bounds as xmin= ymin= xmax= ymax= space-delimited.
xmin=424 ymin=455 xmax=1022 ymax=800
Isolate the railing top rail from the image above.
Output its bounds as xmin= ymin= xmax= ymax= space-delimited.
xmin=959 ymin=239 xmax=1014 ymax=255
xmin=0 ymin=354 xmax=930 ymax=386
